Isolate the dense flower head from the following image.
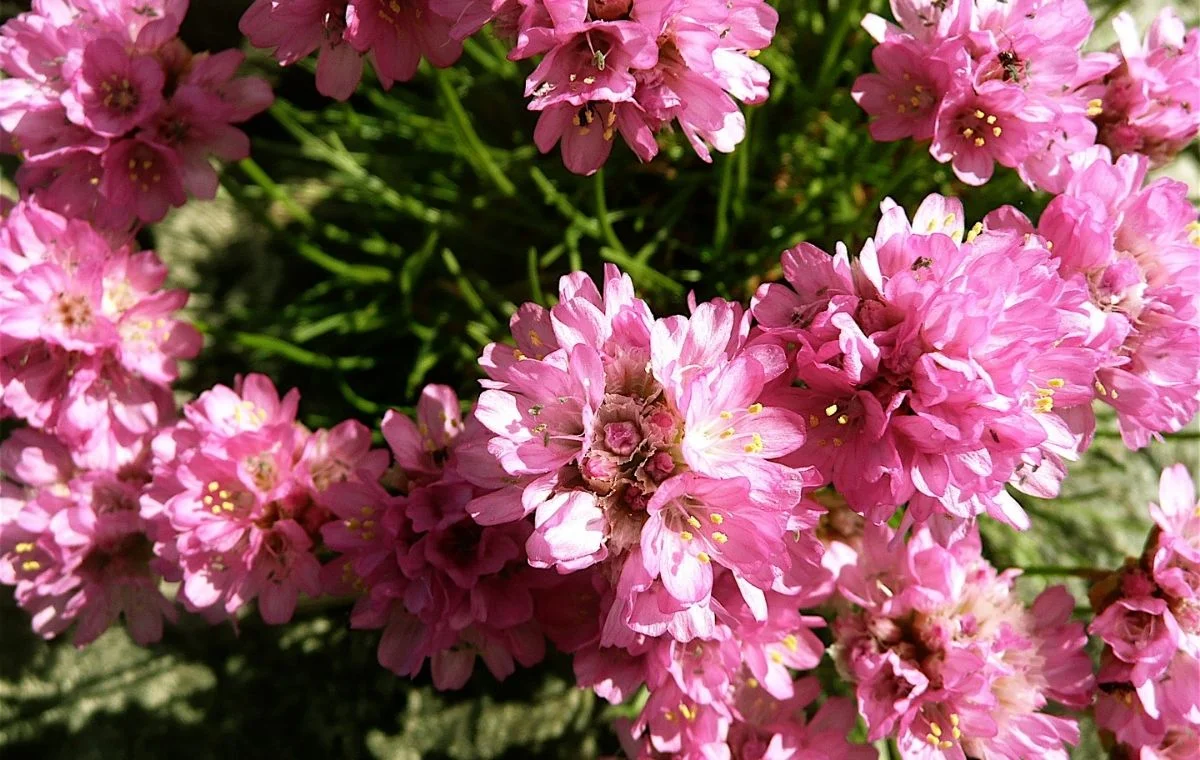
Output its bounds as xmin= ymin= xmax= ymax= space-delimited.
xmin=988 ymin=150 xmax=1200 ymax=449
xmin=239 ymin=0 xmax=468 ymax=102
xmin=0 ymin=0 xmax=272 ymax=228
xmin=852 ymin=0 xmax=1200 ymax=191
xmin=323 ymin=384 xmax=551 ymax=689
xmin=0 ymin=428 xmax=176 ymax=646
xmin=472 ymin=264 xmax=826 ymax=648
xmin=1090 ymin=464 xmax=1200 ymax=753
xmin=0 ymin=200 xmax=201 ymax=470
xmin=1096 ymin=9 xmax=1200 ymax=167
xmin=751 ymin=193 xmax=1103 ymax=531
xmin=140 ymin=373 xmax=384 ymax=625
xmin=832 ymin=522 xmax=1095 ymax=759
xmin=513 ymin=0 xmax=777 ymax=174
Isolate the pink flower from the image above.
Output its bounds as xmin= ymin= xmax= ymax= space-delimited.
xmin=140 ymin=374 xmax=372 ymax=624
xmin=853 ymin=38 xmax=966 ymax=142
xmin=0 ymin=201 xmax=200 ymax=468
xmin=0 ymin=438 xmax=176 ymax=647
xmin=930 ymin=81 xmax=1055 ymax=185
xmin=832 ymin=523 xmax=1094 ymax=757
xmin=0 ymin=0 xmax=271 ymax=228
xmin=473 ymin=266 xmax=817 ymax=643
xmin=1096 ymin=10 xmax=1200 ymax=166
xmin=61 ymin=37 xmax=164 ymax=137
xmin=753 ymin=194 xmax=1100 ymax=530
xmin=1029 ymin=152 xmax=1200 ymax=449
xmin=513 ymin=0 xmax=778 ymax=173
xmin=322 ymin=385 xmax=554 ymax=689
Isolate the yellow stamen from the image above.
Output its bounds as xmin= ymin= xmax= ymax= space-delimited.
xmin=697 ymin=552 xmax=711 ymax=563
xmin=824 ymin=404 xmax=838 ymax=416
xmin=782 ymin=634 xmax=798 ymax=652
xmin=743 ymin=433 xmax=764 ymax=454
xmin=747 ymin=403 xmax=763 ymax=414
xmin=687 ymin=516 xmax=701 ymax=528
xmin=709 ymin=513 xmax=724 ymax=524
xmin=680 ymin=531 xmax=693 ymax=541
xmin=712 ymin=532 xmax=728 ymax=544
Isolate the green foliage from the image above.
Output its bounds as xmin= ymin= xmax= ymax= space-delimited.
xmin=1 ymin=0 xmax=1197 ymax=758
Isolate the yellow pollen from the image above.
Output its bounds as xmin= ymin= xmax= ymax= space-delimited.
xmin=992 ymin=126 xmax=1002 ymax=137
xmin=1095 ymin=380 xmax=1107 ymax=396
xmin=1034 ymin=396 xmax=1054 ymax=413
xmin=664 ymin=710 xmax=676 ymax=722
xmin=219 ymin=490 xmax=231 ymax=499
xmin=679 ymin=704 xmax=696 ymax=721
xmin=697 ymin=552 xmax=711 ymax=563
xmin=836 ymin=414 xmax=849 ymax=425
xmin=743 ymin=433 xmax=764 ymax=454
xmin=720 ymin=429 xmax=734 ymax=439
xmin=747 ymin=403 xmax=763 ymax=414
xmin=926 ymin=734 xmax=940 ymax=746
xmin=941 ymin=740 xmax=953 ymax=749
xmin=832 ymin=438 xmax=844 ymax=447
xmin=602 ymin=128 xmax=614 ymax=141
xmin=22 ymin=560 xmax=40 ymax=572
xmin=712 ymin=532 xmax=728 ymax=544
xmin=808 ymin=414 xmax=820 ymax=427
xmin=782 ymin=634 xmax=798 ymax=651
xmin=1110 ymin=388 xmax=1120 ymax=399
xmin=824 ymin=404 xmax=838 ymax=416
xmin=910 ymin=96 xmax=921 ymax=107
xmin=1087 ymin=98 xmax=1103 ymax=117
xmin=967 ymin=221 xmax=984 ymax=242
xmin=221 ymin=501 xmax=235 ymax=512
xmin=687 ymin=516 xmax=701 ymax=528
xmin=962 ymin=127 xmax=975 ymax=138
xmin=974 ymin=137 xmax=986 ymax=147
xmin=1036 ymin=387 xmax=1055 ymax=397
xmin=128 ymin=159 xmax=137 ymax=169
xmin=950 ymin=714 xmax=960 ymax=727
xmin=720 ymin=410 xmax=733 ymax=419
xmin=930 ymin=723 xmax=942 ymax=737
xmin=952 ymin=727 xmax=962 ymax=740
xmin=770 ymin=651 xmax=784 ymax=664
xmin=709 ymin=513 xmax=724 ymax=524
xmin=208 ymin=482 xmax=220 ymax=492
xmin=583 ymin=76 xmax=596 ymax=84
xmin=203 ymin=495 xmax=214 ymax=505
xmin=746 ymin=678 xmax=759 ymax=688
xmin=361 ymin=506 xmax=374 ymax=516
xmin=974 ymin=109 xmax=985 ymax=119
xmin=680 ymin=531 xmax=694 ymax=541
xmin=142 ymin=159 xmax=153 ymax=169
xmin=15 ymin=542 xmax=34 ymax=553
xmin=211 ymin=505 xmax=222 ymax=514
xmin=897 ymin=105 xmax=907 ymax=114
xmin=986 ymin=114 xmax=997 ymax=125
xmin=1048 ymin=378 xmax=1065 ymax=388
xmin=914 ymin=85 xmax=924 ymax=93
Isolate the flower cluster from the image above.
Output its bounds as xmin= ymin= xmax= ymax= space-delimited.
xmin=0 ymin=429 xmax=176 ymax=646
xmin=989 ymin=151 xmax=1200 ymax=450
xmin=239 ymin=0 xmax=777 ymax=175
xmin=1097 ymin=9 xmax=1200 ymax=167
xmin=1090 ymin=464 xmax=1200 ymax=756
xmin=853 ymin=0 xmax=1199 ymax=191
xmin=321 ymin=385 xmax=551 ymax=688
xmin=140 ymin=374 xmax=383 ymax=624
xmin=0 ymin=201 xmax=201 ymax=470
xmin=0 ymin=0 xmax=273 ymax=228
xmin=831 ymin=522 xmax=1095 ymax=758
xmin=751 ymin=193 xmax=1105 ymax=532
xmin=239 ymin=0 xmax=469 ymax=101
xmin=509 ymin=0 xmax=777 ymax=175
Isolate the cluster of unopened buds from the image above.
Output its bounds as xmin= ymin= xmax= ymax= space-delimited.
xmin=0 ymin=0 xmax=272 ymax=228
xmin=1 ymin=0 xmax=1199 ymax=758
xmin=239 ymin=0 xmax=776 ymax=174
xmin=854 ymin=0 xmax=1200 ymax=190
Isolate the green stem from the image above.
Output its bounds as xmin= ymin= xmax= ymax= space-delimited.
xmin=433 ymin=70 xmax=516 ymax=197
xmin=594 ymin=167 xmax=628 ymax=256
xmin=713 ymin=153 xmax=734 ymax=253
